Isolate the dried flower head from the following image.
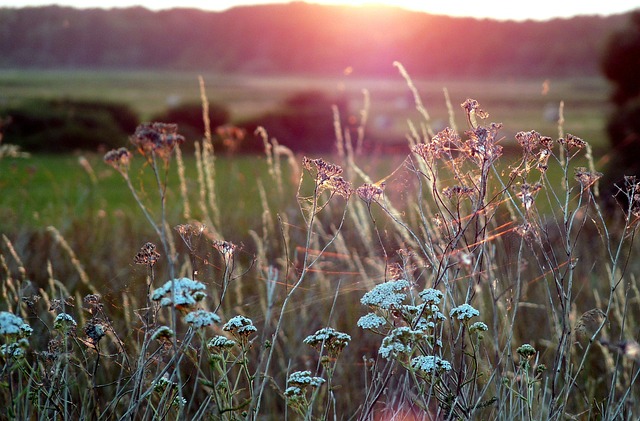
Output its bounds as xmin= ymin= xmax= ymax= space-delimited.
xmin=84 ymin=317 xmax=109 ymax=345
xmin=356 ymin=183 xmax=385 ymax=204
xmin=302 ymin=157 xmax=350 ymax=196
xmin=175 ymin=223 xmax=205 ymax=251
xmin=461 ymin=98 xmax=489 ymax=119
xmin=558 ymin=133 xmax=586 ymax=150
xmin=212 ymin=240 xmax=237 ymax=258
xmin=516 ymin=183 xmax=542 ymax=211
xmin=134 ymin=242 xmax=161 ymax=267
xmin=442 ymin=185 xmax=474 ymax=199
xmin=465 ymin=123 xmax=503 ymax=164
xmin=574 ymin=167 xmax=602 ymax=187
xmin=103 ymin=147 xmax=132 ymax=175
xmin=130 ymin=122 xmax=185 ymax=163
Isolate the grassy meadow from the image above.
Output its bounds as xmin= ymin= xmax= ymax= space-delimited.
xmin=1 ymin=69 xmax=639 ymax=420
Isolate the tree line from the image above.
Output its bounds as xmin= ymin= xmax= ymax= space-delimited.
xmin=0 ymin=3 xmax=633 ymax=77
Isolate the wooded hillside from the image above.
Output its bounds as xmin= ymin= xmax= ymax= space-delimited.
xmin=0 ymin=2 xmax=633 ymax=77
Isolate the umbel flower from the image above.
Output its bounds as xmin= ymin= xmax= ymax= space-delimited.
xmin=303 ymin=327 xmax=351 ymax=358
xmin=151 ymin=278 xmax=207 ymax=310
xmin=223 ymin=315 xmax=257 ymax=338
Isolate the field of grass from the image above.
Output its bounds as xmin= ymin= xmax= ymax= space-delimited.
xmin=1 ymin=70 xmax=639 ymax=420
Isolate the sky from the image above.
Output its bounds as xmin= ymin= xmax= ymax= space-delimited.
xmin=0 ymin=0 xmax=638 ymax=21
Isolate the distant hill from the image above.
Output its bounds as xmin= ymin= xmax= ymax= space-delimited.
xmin=0 ymin=2 xmax=634 ymax=77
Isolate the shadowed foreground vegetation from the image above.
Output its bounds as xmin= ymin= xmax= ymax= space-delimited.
xmin=1 ymin=72 xmax=640 ymax=420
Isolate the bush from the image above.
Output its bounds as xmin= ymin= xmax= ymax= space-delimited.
xmin=0 ymin=99 xmax=139 ymax=152
xmin=150 ymin=101 xmax=230 ymax=147
xmin=240 ymin=90 xmax=349 ymax=153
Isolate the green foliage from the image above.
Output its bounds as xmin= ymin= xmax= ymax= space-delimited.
xmin=1 ymin=99 xmax=138 ymax=152
xmin=150 ymin=101 xmax=230 ymax=144
xmin=240 ymin=90 xmax=348 ymax=152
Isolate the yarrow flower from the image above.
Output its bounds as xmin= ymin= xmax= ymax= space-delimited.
xmin=223 ymin=315 xmax=257 ymax=337
xmin=357 ymin=313 xmax=387 ymax=330
xmin=151 ymin=278 xmax=207 ymax=310
xmin=184 ymin=309 xmax=220 ymax=328
xmin=469 ymin=321 xmax=488 ymax=333
xmin=517 ymin=343 xmax=537 ymax=359
xmin=361 ymin=279 xmax=410 ymax=310
xmin=411 ymin=355 xmax=452 ymax=375
xmin=54 ymin=313 xmax=77 ymax=332
xmin=303 ymin=327 xmax=351 ymax=358
xmin=151 ymin=326 xmax=175 ymax=341
xmin=0 ymin=311 xmax=29 ymax=337
xmin=207 ymin=335 xmax=236 ymax=352
xmin=287 ymin=370 xmax=325 ymax=388
xmin=379 ymin=327 xmax=424 ymax=359
xmin=450 ymin=303 xmax=480 ymax=321
xmin=419 ymin=288 xmax=443 ymax=305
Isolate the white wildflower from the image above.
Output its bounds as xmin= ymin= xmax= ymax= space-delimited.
xmin=287 ymin=370 xmax=325 ymax=388
xmin=379 ymin=327 xmax=423 ymax=359
xmin=469 ymin=321 xmax=488 ymax=333
xmin=151 ymin=326 xmax=174 ymax=341
xmin=360 ymin=279 xmax=410 ymax=310
xmin=0 ymin=311 xmax=27 ymax=336
xmin=411 ymin=355 xmax=452 ymax=374
xmin=223 ymin=315 xmax=257 ymax=336
xmin=450 ymin=303 xmax=480 ymax=321
xmin=184 ymin=310 xmax=220 ymax=328
xmin=357 ymin=313 xmax=387 ymax=330
xmin=151 ymin=278 xmax=207 ymax=309
xmin=303 ymin=327 xmax=351 ymax=357
xmin=207 ymin=335 xmax=236 ymax=351
xmin=419 ymin=288 xmax=443 ymax=305
xmin=54 ymin=313 xmax=77 ymax=331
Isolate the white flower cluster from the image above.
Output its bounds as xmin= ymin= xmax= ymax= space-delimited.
xmin=151 ymin=278 xmax=207 ymax=308
xmin=223 ymin=315 xmax=257 ymax=337
xmin=419 ymin=288 xmax=444 ymax=305
xmin=360 ymin=279 xmax=410 ymax=310
xmin=357 ymin=313 xmax=386 ymax=330
xmin=449 ymin=303 xmax=480 ymax=321
xmin=303 ymin=327 xmax=351 ymax=356
xmin=0 ymin=311 xmax=30 ymax=337
xmin=151 ymin=326 xmax=174 ymax=341
xmin=411 ymin=355 xmax=452 ymax=374
xmin=54 ymin=313 xmax=77 ymax=331
xmin=207 ymin=335 xmax=236 ymax=351
xmin=184 ymin=309 xmax=220 ymax=328
xmin=287 ymin=370 xmax=325 ymax=388
xmin=379 ymin=327 xmax=424 ymax=359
